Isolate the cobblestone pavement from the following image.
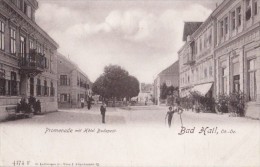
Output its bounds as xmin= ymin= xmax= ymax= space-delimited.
xmin=1 ymin=105 xmax=259 ymax=167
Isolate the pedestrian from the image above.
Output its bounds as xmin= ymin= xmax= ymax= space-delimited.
xmin=80 ymin=98 xmax=85 ymax=108
xmin=175 ymin=100 xmax=184 ymax=127
xmin=165 ymin=106 xmax=174 ymax=128
xmin=87 ymin=96 xmax=92 ymax=110
xmin=100 ymin=102 xmax=107 ymax=124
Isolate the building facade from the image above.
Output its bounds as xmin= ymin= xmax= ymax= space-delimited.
xmin=178 ymin=0 xmax=260 ymax=119
xmin=214 ymin=0 xmax=260 ymax=118
xmin=153 ymin=61 xmax=179 ymax=105
xmin=137 ymin=83 xmax=153 ymax=103
xmin=179 ymin=20 xmax=215 ymax=98
xmin=57 ymin=53 xmax=91 ymax=108
xmin=0 ymin=0 xmax=59 ymax=121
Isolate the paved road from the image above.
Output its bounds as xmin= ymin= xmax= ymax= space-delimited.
xmin=1 ymin=105 xmax=259 ymax=167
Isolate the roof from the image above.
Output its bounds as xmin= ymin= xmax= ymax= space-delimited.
xmin=57 ymin=53 xmax=91 ymax=83
xmin=182 ymin=22 xmax=203 ymax=41
xmin=159 ymin=60 xmax=179 ymax=76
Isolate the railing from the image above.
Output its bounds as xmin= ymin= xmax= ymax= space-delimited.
xmin=18 ymin=51 xmax=46 ymax=70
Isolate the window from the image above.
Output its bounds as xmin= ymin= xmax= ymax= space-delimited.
xmin=233 ymin=62 xmax=240 ymax=93
xmin=30 ymin=78 xmax=34 ymax=96
xmin=60 ymin=94 xmax=68 ymax=102
xmin=44 ymin=80 xmax=48 ymax=96
xmin=50 ymin=82 xmax=55 ymax=96
xmin=220 ymin=20 xmax=224 ymax=38
xmin=208 ymin=29 xmax=212 ymax=46
xmin=248 ymin=59 xmax=256 ymax=101
xmin=10 ymin=28 xmax=16 ymax=54
xmin=29 ymin=40 xmax=34 ymax=50
xmin=209 ymin=65 xmax=213 ymax=77
xmin=36 ymin=43 xmax=41 ymax=53
xmin=204 ymin=34 xmax=207 ymax=48
xmin=26 ymin=5 xmax=32 ymax=18
xmin=204 ymin=67 xmax=208 ymax=79
xmin=254 ymin=1 xmax=258 ymax=15
xmin=17 ymin=0 xmax=21 ymax=9
xmin=0 ymin=21 xmax=4 ymax=50
xmin=20 ymin=36 xmax=26 ymax=58
xmin=60 ymin=75 xmax=68 ymax=86
xmin=23 ymin=2 xmax=27 ymax=14
xmin=199 ymin=38 xmax=202 ymax=51
xmin=231 ymin=11 xmax=236 ymax=30
xmin=246 ymin=0 xmax=252 ymax=21
xmin=224 ymin=17 xmax=228 ymax=35
xmin=37 ymin=79 xmax=41 ymax=96
xmin=237 ymin=7 xmax=242 ymax=26
xmin=10 ymin=72 xmax=17 ymax=96
xmin=196 ymin=67 xmax=199 ymax=81
xmin=222 ymin=67 xmax=228 ymax=94
xmin=194 ymin=41 xmax=197 ymax=55
xmin=0 ymin=68 xmax=5 ymax=95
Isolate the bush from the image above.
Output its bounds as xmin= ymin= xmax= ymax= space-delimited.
xmin=215 ymin=92 xmax=246 ymax=116
xmin=215 ymin=94 xmax=229 ymax=113
xmin=190 ymin=91 xmax=215 ymax=113
xmin=228 ymin=92 xmax=246 ymax=116
xmin=177 ymin=96 xmax=193 ymax=110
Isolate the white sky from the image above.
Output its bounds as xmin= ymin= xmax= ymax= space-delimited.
xmin=36 ymin=0 xmax=222 ymax=83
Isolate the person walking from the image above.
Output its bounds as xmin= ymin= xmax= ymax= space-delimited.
xmin=100 ymin=102 xmax=107 ymax=124
xmin=174 ymin=100 xmax=184 ymax=127
xmin=80 ymin=98 xmax=85 ymax=108
xmin=165 ymin=106 xmax=174 ymax=128
xmin=87 ymin=96 xmax=92 ymax=110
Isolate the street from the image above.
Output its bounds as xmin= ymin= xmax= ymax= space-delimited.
xmin=0 ymin=105 xmax=259 ymax=167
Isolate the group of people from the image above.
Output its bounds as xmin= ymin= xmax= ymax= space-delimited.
xmin=165 ymin=101 xmax=184 ymax=128
xmin=80 ymin=97 xmax=93 ymax=110
xmin=81 ymin=97 xmax=107 ymax=124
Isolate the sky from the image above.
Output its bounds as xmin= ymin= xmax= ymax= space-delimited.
xmin=36 ymin=0 xmax=223 ymax=83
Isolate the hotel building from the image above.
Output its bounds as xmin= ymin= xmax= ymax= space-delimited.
xmin=0 ymin=0 xmax=59 ymax=120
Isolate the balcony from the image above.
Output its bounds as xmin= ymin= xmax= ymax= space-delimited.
xmin=19 ymin=50 xmax=46 ymax=77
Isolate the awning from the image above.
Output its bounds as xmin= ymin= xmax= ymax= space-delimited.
xmin=191 ymin=83 xmax=213 ymax=96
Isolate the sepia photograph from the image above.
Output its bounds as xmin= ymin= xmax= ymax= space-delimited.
xmin=0 ymin=0 xmax=260 ymax=166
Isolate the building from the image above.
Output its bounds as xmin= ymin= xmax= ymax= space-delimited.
xmin=214 ymin=0 xmax=260 ymax=119
xmin=57 ymin=53 xmax=91 ymax=108
xmin=179 ymin=20 xmax=214 ymax=98
xmin=0 ymin=0 xmax=59 ymax=121
xmin=153 ymin=61 xmax=179 ymax=105
xmin=178 ymin=0 xmax=260 ymax=119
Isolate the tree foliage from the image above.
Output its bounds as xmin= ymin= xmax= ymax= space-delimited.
xmin=160 ymin=83 xmax=178 ymax=100
xmin=92 ymin=65 xmax=140 ymax=100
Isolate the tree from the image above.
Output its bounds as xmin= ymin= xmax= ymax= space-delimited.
xmin=126 ymin=75 xmax=140 ymax=100
xmin=92 ymin=65 xmax=140 ymax=102
xmin=160 ymin=83 xmax=168 ymax=99
xmin=160 ymin=83 xmax=179 ymax=100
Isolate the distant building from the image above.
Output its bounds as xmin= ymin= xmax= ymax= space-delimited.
xmin=0 ymin=0 xmax=59 ymax=121
xmin=137 ymin=83 xmax=153 ymax=103
xmin=57 ymin=53 xmax=91 ymax=108
xmin=153 ymin=61 xmax=179 ymax=105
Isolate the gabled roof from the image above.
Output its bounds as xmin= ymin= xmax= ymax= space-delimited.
xmin=159 ymin=60 xmax=179 ymax=76
xmin=182 ymin=22 xmax=203 ymax=41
